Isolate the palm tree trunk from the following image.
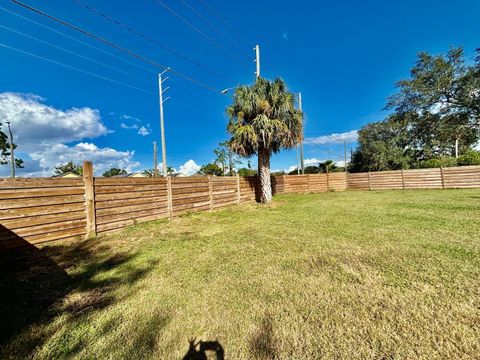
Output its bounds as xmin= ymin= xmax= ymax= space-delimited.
xmin=257 ymin=147 xmax=272 ymax=203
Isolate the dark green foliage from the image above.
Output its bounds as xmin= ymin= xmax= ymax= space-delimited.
xmin=351 ymin=47 xmax=480 ymax=172
xmin=418 ymin=157 xmax=457 ymax=169
xmin=457 ymin=150 xmax=480 ymax=166
xmin=238 ymin=167 xmax=257 ymax=176
xmin=197 ymin=163 xmax=223 ymax=176
xmin=102 ymin=168 xmax=127 ymax=177
xmin=54 ymin=161 xmax=83 ymax=176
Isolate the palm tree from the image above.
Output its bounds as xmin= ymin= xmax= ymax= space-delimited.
xmin=226 ymin=77 xmax=303 ymax=203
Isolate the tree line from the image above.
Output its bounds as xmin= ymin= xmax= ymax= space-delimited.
xmin=349 ymin=47 xmax=480 ymax=172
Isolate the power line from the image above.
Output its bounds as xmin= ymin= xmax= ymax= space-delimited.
xmin=1 ymin=6 xmax=156 ymax=75
xmin=0 ymin=24 xmax=155 ymax=86
xmin=153 ymin=0 xmax=251 ymax=69
xmin=11 ymin=0 xmax=223 ymax=94
xmin=72 ymin=0 xmax=237 ymax=84
xmin=0 ymin=42 xmax=155 ymax=95
xmin=178 ymin=0 xmax=250 ymax=57
xmin=196 ymin=0 xmax=251 ymax=48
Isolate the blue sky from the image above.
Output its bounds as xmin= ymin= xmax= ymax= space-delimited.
xmin=1 ymin=0 xmax=479 ymax=176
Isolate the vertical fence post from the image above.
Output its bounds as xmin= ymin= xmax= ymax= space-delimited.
xmin=440 ymin=167 xmax=445 ymax=189
xmin=401 ymin=169 xmax=406 ymax=190
xmin=83 ymin=161 xmax=96 ymax=239
xmin=166 ymin=176 xmax=173 ymax=219
xmin=368 ymin=171 xmax=372 ymax=191
xmin=208 ymin=176 xmax=213 ymax=210
xmin=236 ymin=174 xmax=241 ymax=204
xmin=326 ymin=168 xmax=330 ymax=191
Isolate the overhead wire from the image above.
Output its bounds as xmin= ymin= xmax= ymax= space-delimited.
xmin=72 ymin=0 xmax=237 ymax=84
xmin=196 ymin=0 xmax=251 ymax=49
xmin=1 ymin=6 xmax=156 ymax=75
xmin=153 ymin=0 xmax=251 ymax=69
xmin=0 ymin=24 xmax=156 ymax=86
xmin=178 ymin=0 xmax=250 ymax=57
xmin=0 ymin=42 xmax=155 ymax=95
xmin=11 ymin=0 xmax=224 ymax=94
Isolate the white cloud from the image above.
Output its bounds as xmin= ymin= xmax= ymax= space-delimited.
xmin=475 ymin=142 xmax=480 ymax=151
xmin=304 ymin=130 xmax=358 ymax=145
xmin=121 ymin=114 xmax=142 ymax=122
xmin=137 ymin=124 xmax=151 ymax=136
xmin=0 ymin=92 xmax=109 ymax=152
xmin=0 ymin=92 xmax=140 ymax=177
xmin=120 ymin=123 xmax=139 ymax=130
xmin=178 ymin=159 xmax=200 ymax=176
xmin=27 ymin=142 xmax=140 ymax=176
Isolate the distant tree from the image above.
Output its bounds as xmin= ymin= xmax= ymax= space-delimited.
xmin=351 ymin=47 xmax=480 ymax=172
xmin=457 ymin=150 xmax=480 ymax=166
xmin=271 ymin=170 xmax=285 ymax=176
xmin=304 ymin=165 xmax=320 ymax=174
xmin=349 ymin=118 xmax=412 ymax=172
xmin=197 ymin=163 xmax=223 ymax=176
xmin=227 ymin=77 xmax=303 ymax=203
xmin=288 ymin=168 xmax=299 ymax=175
xmin=238 ymin=167 xmax=256 ymax=176
xmin=0 ymin=121 xmax=24 ymax=170
xmin=319 ymin=160 xmax=338 ymax=173
xmin=102 ymin=168 xmax=127 ymax=177
xmin=418 ymin=157 xmax=457 ymax=169
xmin=142 ymin=169 xmax=154 ymax=177
xmin=54 ymin=161 xmax=82 ymax=176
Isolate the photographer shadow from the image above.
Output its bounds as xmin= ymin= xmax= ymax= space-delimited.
xmin=182 ymin=338 xmax=224 ymax=360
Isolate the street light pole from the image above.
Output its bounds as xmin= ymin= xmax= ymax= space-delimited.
xmin=6 ymin=120 xmax=15 ymax=178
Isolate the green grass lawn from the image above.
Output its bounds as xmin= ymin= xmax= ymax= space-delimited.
xmin=1 ymin=189 xmax=479 ymax=359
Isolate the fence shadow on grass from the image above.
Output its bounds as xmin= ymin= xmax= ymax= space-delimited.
xmin=0 ymin=226 xmax=157 ymax=358
xmin=182 ymin=338 xmax=225 ymax=360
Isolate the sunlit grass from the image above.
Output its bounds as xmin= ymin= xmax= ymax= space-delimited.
xmin=1 ymin=189 xmax=479 ymax=359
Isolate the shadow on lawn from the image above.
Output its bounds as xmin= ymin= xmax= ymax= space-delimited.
xmin=182 ymin=339 xmax=225 ymax=360
xmin=0 ymin=226 xmax=157 ymax=358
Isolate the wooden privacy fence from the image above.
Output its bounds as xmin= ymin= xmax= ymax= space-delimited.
xmin=1 ymin=163 xmax=479 ymax=250
xmin=0 ymin=161 xmax=256 ymax=251
xmin=346 ymin=166 xmax=480 ymax=190
xmin=271 ymin=173 xmax=347 ymax=194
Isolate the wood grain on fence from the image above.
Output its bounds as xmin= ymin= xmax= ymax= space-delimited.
xmin=94 ymin=177 xmax=169 ymax=234
xmin=275 ymin=173 xmax=347 ymax=194
xmin=0 ymin=178 xmax=86 ymax=250
xmin=346 ymin=165 xmax=480 ymax=190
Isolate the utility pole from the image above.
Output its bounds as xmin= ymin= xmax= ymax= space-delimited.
xmin=153 ymin=141 xmax=158 ymax=177
xmin=6 ymin=120 xmax=15 ymax=178
xmin=455 ymin=138 xmax=459 ymax=159
xmin=298 ymin=92 xmax=304 ymax=174
xmin=254 ymin=44 xmax=260 ymax=79
xmin=158 ymin=70 xmax=170 ymax=178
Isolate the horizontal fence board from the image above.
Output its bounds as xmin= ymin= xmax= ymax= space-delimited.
xmin=0 ymin=187 xmax=85 ymax=200
xmin=96 ymin=208 xmax=169 ymax=226
xmin=94 ymin=178 xmax=167 ymax=185
xmin=0 ymin=178 xmax=84 ymax=189
xmin=0 ymin=194 xmax=85 ymax=210
xmin=96 ymin=201 xmax=168 ymax=218
xmin=1 ymin=210 xmax=86 ymax=230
